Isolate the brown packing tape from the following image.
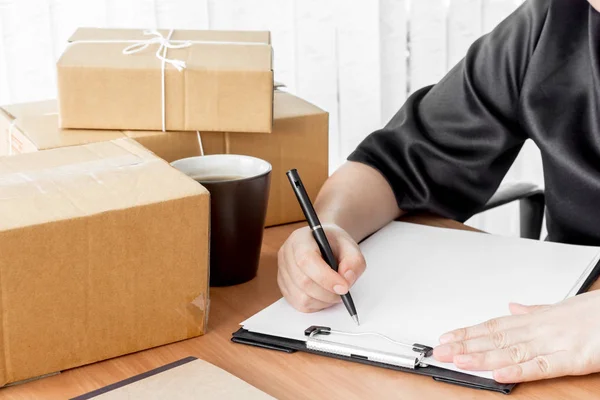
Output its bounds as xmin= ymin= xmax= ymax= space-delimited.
xmin=9 ymin=127 xmax=38 ymax=155
xmin=186 ymin=293 xmax=208 ymax=337
xmin=190 ymin=293 xmax=206 ymax=311
xmin=0 ymin=107 xmax=37 ymax=156
xmin=0 ymin=152 xmax=149 ymax=192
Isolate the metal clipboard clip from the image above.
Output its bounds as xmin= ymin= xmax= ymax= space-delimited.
xmin=304 ymin=326 xmax=434 ymax=370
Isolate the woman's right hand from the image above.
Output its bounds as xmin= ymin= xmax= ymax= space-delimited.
xmin=277 ymin=223 xmax=366 ymax=313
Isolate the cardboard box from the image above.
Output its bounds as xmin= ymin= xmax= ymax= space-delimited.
xmin=57 ymin=28 xmax=274 ymax=133
xmin=200 ymin=90 xmax=329 ymax=226
xmin=0 ymin=138 xmax=210 ymax=386
xmin=0 ymin=100 xmax=201 ymax=162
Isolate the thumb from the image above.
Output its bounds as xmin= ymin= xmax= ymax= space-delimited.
xmin=336 ymin=237 xmax=366 ymax=288
xmin=509 ymin=302 xmax=550 ymax=315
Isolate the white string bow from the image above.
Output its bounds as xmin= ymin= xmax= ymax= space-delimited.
xmin=122 ymin=29 xmax=191 ymax=71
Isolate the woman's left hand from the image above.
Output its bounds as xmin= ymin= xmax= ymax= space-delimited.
xmin=432 ymin=290 xmax=600 ymax=383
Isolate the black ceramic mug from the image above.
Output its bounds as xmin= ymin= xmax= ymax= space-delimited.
xmin=171 ymin=154 xmax=271 ymax=287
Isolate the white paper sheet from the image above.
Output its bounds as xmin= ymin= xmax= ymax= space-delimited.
xmin=242 ymin=222 xmax=600 ymax=380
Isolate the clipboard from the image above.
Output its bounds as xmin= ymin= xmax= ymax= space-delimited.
xmin=231 ymin=258 xmax=600 ymax=395
xmin=231 ymin=327 xmax=515 ymax=394
xmin=231 ymin=220 xmax=600 ymax=395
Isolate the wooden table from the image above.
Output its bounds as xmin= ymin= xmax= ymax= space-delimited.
xmin=1 ymin=214 xmax=599 ymax=399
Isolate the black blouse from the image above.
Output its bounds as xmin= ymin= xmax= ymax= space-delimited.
xmin=348 ymin=0 xmax=600 ymax=245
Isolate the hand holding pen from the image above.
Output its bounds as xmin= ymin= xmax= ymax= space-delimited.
xmin=285 ymin=169 xmax=361 ymax=325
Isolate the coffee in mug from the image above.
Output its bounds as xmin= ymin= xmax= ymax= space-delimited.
xmin=171 ymin=155 xmax=271 ymax=287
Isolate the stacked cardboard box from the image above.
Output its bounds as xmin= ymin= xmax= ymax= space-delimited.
xmin=0 ymin=139 xmax=210 ymax=386
xmin=0 ymin=26 xmax=330 ymax=386
xmin=57 ymin=28 xmax=275 ymax=133
xmin=0 ymin=92 xmax=329 ymax=227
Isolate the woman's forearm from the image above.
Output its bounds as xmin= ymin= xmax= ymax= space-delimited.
xmin=314 ymin=161 xmax=404 ymax=242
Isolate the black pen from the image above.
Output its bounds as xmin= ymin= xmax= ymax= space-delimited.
xmin=286 ymin=169 xmax=360 ymax=326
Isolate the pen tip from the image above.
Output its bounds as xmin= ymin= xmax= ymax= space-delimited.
xmin=352 ymin=315 xmax=360 ymax=326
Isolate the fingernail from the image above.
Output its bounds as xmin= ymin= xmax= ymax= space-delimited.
xmin=439 ymin=333 xmax=454 ymax=344
xmin=344 ymin=270 xmax=356 ymax=286
xmin=333 ymin=285 xmax=348 ymax=295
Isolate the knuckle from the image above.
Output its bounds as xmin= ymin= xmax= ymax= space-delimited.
xmin=512 ymin=364 xmax=524 ymax=379
xmin=535 ymin=356 xmax=551 ymax=375
xmin=298 ymin=274 xmax=313 ymax=291
xmin=352 ymin=253 xmax=367 ymax=270
xmin=492 ymin=331 xmax=508 ymax=349
xmin=295 ymin=252 xmax=313 ymax=270
xmin=454 ymin=327 xmax=468 ymax=341
xmin=297 ymin=292 xmax=313 ymax=310
xmin=456 ymin=340 xmax=468 ymax=355
xmin=508 ymin=344 xmax=526 ymax=364
xmin=484 ymin=318 xmax=500 ymax=334
xmin=316 ymin=276 xmax=332 ymax=291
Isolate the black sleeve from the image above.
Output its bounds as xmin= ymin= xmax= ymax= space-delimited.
xmin=347 ymin=0 xmax=550 ymax=222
